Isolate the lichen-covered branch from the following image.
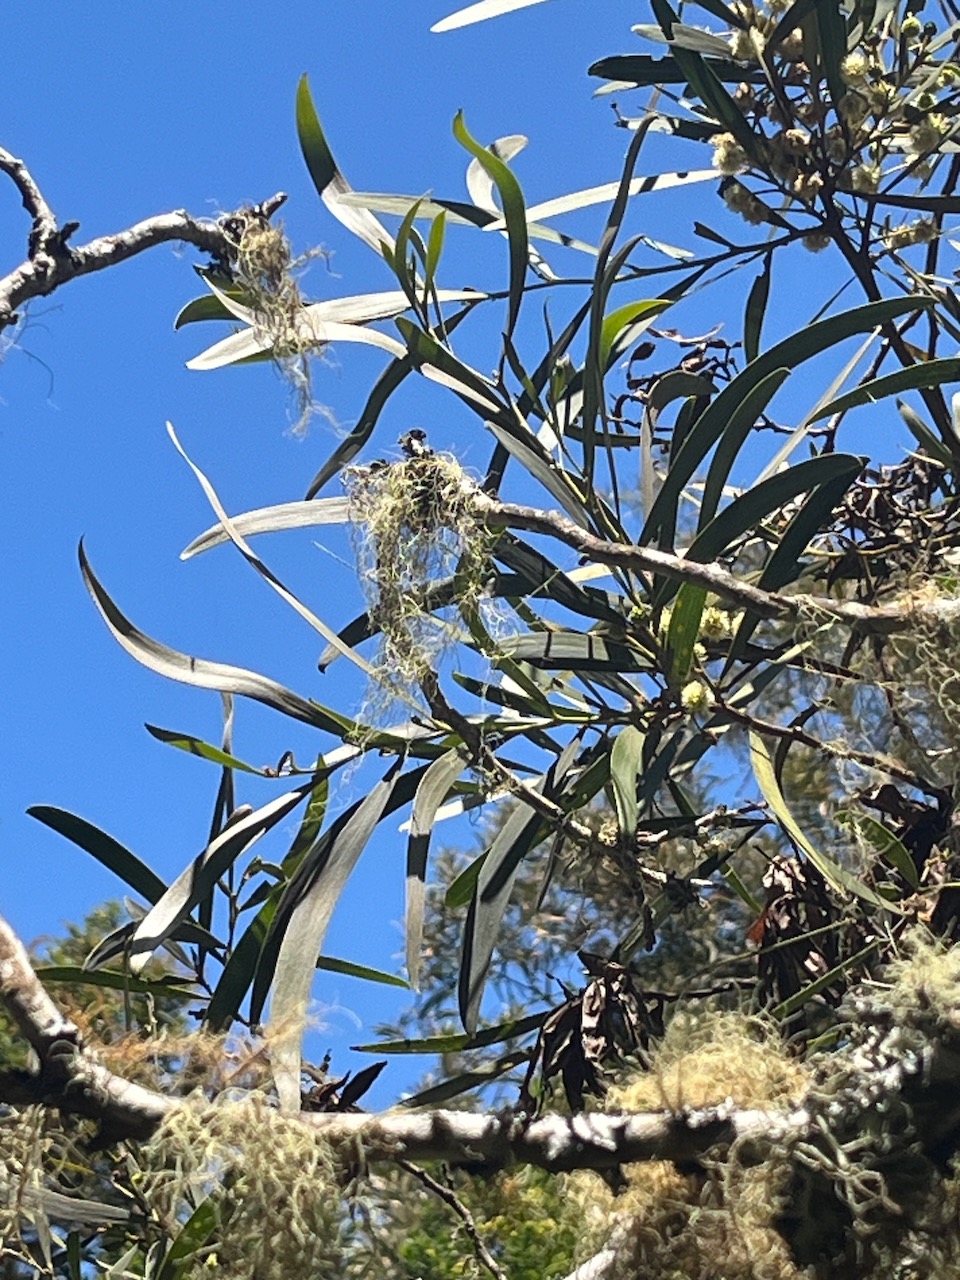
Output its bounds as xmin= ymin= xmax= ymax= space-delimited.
xmin=0 ymin=912 xmax=803 ymax=1164
xmin=0 ymin=144 xmax=285 ymax=330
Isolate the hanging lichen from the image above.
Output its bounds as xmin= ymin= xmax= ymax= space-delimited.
xmin=138 ymin=1095 xmax=350 ymax=1280
xmin=344 ymin=439 xmax=495 ymax=712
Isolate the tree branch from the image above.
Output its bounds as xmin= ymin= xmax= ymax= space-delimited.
xmin=0 ymin=913 xmax=803 ymax=1165
xmin=474 ymin=495 xmax=960 ymax=637
xmin=0 ymin=144 xmax=285 ymax=330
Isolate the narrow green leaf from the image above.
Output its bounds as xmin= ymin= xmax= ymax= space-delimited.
xmin=398 ymin=1052 xmax=528 ymax=1106
xmin=157 ymin=1200 xmax=219 ymax=1280
xmin=425 ymin=210 xmax=447 ymax=285
xmin=205 ymin=897 xmax=276 ymax=1030
xmin=173 ymin=293 xmax=238 ymax=328
xmin=589 ymin=54 xmax=764 ymax=85
xmin=750 ymin=732 xmax=901 ymax=912
xmin=129 ymin=785 xmax=314 ymax=974
xmin=407 ymin=748 xmax=467 ymax=990
xmin=80 ymin=541 xmax=352 ymax=735
xmin=643 ymin=297 xmax=932 ymax=546
xmin=307 ymin=358 xmax=414 ymax=498
xmin=267 ymin=766 xmax=403 ymax=1111
xmin=182 ymin=496 xmax=352 ymax=558
xmin=667 ymin=584 xmax=708 ymax=684
xmin=452 ymin=111 xmax=528 ymax=339
xmin=316 ymin=956 xmax=409 ymax=988
xmin=897 ymin=399 xmax=953 ymax=466
xmin=814 ymin=0 xmax=849 ymax=112
xmin=144 ymin=725 xmax=265 ymax=775
xmin=495 ymin=631 xmax=654 ymax=672
xmin=699 ymin=368 xmax=790 ymax=530
xmin=771 ymin=941 xmax=880 ymax=1021
xmin=810 ymin=358 xmax=960 ymax=421
xmin=743 ymin=256 xmax=772 ymax=364
xmin=652 ymin=0 xmax=757 ymax=150
xmin=686 ymin=453 xmax=864 ymax=585
xmin=610 ymin=725 xmax=644 ymax=838
xmin=835 ymin=810 xmax=919 ymax=890
xmin=396 ymin=316 xmax=505 ymax=415
xmin=446 ymin=851 xmax=487 ymax=908
xmin=460 ymin=799 xmax=546 ymax=1034
xmin=599 ymin=300 xmax=670 ymax=371
xmin=353 ymin=1010 xmax=545 ymax=1055
xmin=35 ymin=966 xmax=195 ymax=997
xmin=485 ymin=419 xmax=593 ymax=529
xmin=28 ymin=806 xmax=166 ymax=904
xmin=296 ymin=74 xmax=393 ymax=255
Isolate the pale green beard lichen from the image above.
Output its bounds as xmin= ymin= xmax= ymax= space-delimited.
xmin=224 ymin=213 xmax=327 ymax=435
xmin=567 ymin=1013 xmax=809 ymax=1280
xmin=344 ymin=451 xmax=494 ymax=712
xmin=0 ymin=1107 xmax=73 ymax=1273
xmin=139 ymin=1097 xmax=348 ymax=1280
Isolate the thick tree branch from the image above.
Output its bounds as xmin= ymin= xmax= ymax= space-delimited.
xmin=474 ymin=495 xmax=960 ymax=636
xmin=0 ymin=144 xmax=285 ymax=330
xmin=0 ymin=913 xmax=803 ymax=1165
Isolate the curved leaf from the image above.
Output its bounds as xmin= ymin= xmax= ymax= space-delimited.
xmin=810 ymin=358 xmax=960 ymax=421
xmin=267 ymin=765 xmax=403 ymax=1111
xmin=316 ymin=956 xmax=409 ymax=988
xmin=452 ymin=112 xmax=528 ymax=339
xmin=144 ymin=724 xmax=266 ymax=775
xmin=296 ymin=74 xmax=394 ymax=255
xmin=129 ymin=785 xmax=314 ymax=973
xmin=28 ymin=806 xmax=167 ymax=904
xmin=750 ymin=731 xmax=901 ymax=912
xmin=642 ymin=297 xmax=933 ymax=546
xmin=407 ymin=748 xmax=468 ymax=990
xmin=432 ymin=0 xmax=554 ymax=33
xmin=79 ymin=541 xmax=350 ymax=734
xmin=182 ymin=496 xmax=352 ymax=559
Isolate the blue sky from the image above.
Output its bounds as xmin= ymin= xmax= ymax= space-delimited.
xmin=0 ymin=1 xmax=925 ymax=1101
xmin=1 ymin=0 xmax=667 ymax=1095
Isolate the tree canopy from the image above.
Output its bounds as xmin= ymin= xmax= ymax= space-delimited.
xmin=7 ymin=0 xmax=960 ymax=1275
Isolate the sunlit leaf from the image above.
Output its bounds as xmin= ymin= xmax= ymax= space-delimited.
xmin=810 ymin=358 xmax=960 ymax=421
xmin=128 ymin=785 xmax=314 ymax=974
xmin=432 ymin=0 xmax=554 ymax=32
xmin=266 ymin=765 xmax=404 ymax=1111
xmin=407 ymin=748 xmax=468 ymax=990
xmin=835 ymin=810 xmax=919 ymax=890
xmin=750 ymin=732 xmax=901 ymax=912
xmin=452 ymin=112 xmax=528 ymax=339
xmin=610 ymin=725 xmax=644 ymax=838
xmin=182 ymin=497 xmax=352 ymax=559
xmin=144 ymin=724 xmax=266 ymax=775
xmin=296 ymin=74 xmax=394 ymax=255
xmin=316 ymin=955 xmax=409 ymax=988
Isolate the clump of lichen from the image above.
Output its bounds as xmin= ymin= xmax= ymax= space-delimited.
xmin=0 ymin=1106 xmax=87 ymax=1274
xmin=220 ymin=209 xmax=327 ymax=434
xmin=139 ymin=1096 xmax=349 ymax=1280
xmin=569 ymin=1012 xmax=811 ymax=1280
xmin=885 ymin=577 xmax=960 ymax=783
xmin=344 ymin=449 xmax=493 ymax=708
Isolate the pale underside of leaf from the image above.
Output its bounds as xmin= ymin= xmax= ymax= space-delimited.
xmin=182 ymin=497 xmax=353 ymax=559
xmin=431 ymin=0 xmax=555 ymax=32
xmin=485 ymin=169 xmax=717 ymax=229
xmin=269 ymin=772 xmax=398 ymax=1112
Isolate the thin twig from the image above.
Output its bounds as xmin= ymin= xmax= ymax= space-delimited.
xmin=398 ymin=1160 xmax=508 ymax=1280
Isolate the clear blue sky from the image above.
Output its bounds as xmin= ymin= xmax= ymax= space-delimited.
xmin=0 ymin=1 xmax=919 ymax=1102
